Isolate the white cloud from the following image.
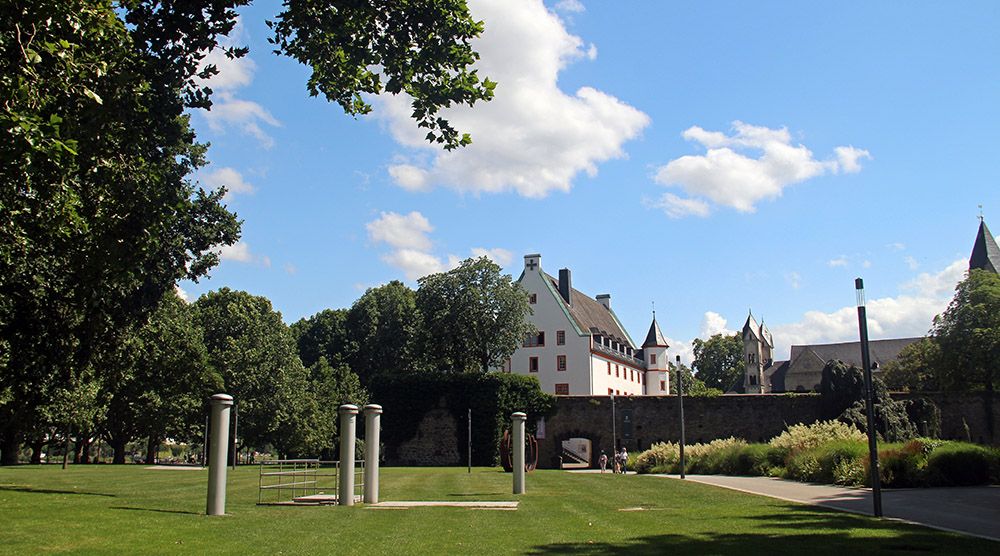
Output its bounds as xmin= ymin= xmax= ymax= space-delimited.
xmin=175 ymin=284 xmax=190 ymax=302
xmin=471 ymin=247 xmax=514 ymax=266
xmin=366 ymin=212 xmax=511 ymax=280
xmin=645 ymin=192 xmax=711 ymax=218
xmin=195 ymin=18 xmax=280 ymax=148
xmin=217 ymin=241 xmax=269 ymax=267
xmin=767 ymin=259 xmax=966 ymax=358
xmin=199 ymin=166 xmax=254 ymax=198
xmin=284 ymin=263 xmax=297 ymax=275
xmin=828 ymin=256 xmax=849 ymax=268
xmin=555 ymin=0 xmax=585 ymax=13
xmin=700 ymin=311 xmax=735 ymax=338
xmin=905 ymin=256 xmax=919 ymax=270
xmin=380 ymin=0 xmax=649 ymax=198
xmin=887 ymin=242 xmax=906 ymax=251
xmin=653 ymin=121 xmax=871 ymax=214
xmin=366 ymin=211 xmax=435 ymax=251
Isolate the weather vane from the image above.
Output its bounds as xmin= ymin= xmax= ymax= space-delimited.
xmin=979 ymin=204 xmax=984 ymax=222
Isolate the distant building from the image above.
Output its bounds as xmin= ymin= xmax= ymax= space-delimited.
xmin=504 ymin=254 xmax=669 ymax=396
xmin=736 ymin=315 xmax=920 ymax=394
xmin=736 ymin=217 xmax=1000 ymax=393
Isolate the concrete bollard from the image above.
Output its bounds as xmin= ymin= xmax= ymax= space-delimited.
xmin=338 ymin=404 xmax=359 ymax=506
xmin=363 ymin=404 xmax=382 ymax=504
xmin=512 ymin=412 xmax=527 ymax=495
xmin=206 ymin=393 xmax=233 ymax=516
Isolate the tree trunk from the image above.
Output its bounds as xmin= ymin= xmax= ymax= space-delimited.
xmin=110 ymin=437 xmax=128 ymax=465
xmin=29 ymin=439 xmax=45 ymax=465
xmin=0 ymin=434 xmax=19 ymax=466
xmin=146 ymin=437 xmax=158 ymax=464
xmin=80 ymin=437 xmax=92 ymax=464
xmin=73 ymin=437 xmax=85 ymax=464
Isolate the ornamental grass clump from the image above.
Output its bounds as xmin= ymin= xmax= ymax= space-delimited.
xmin=632 ymin=441 xmax=679 ymax=474
xmin=769 ymin=420 xmax=868 ymax=455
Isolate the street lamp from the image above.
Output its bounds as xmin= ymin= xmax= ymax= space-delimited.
xmin=677 ymin=354 xmax=686 ymax=480
xmin=856 ymin=278 xmax=883 ymax=517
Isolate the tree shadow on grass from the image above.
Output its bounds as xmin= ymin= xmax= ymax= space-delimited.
xmin=0 ymin=486 xmax=115 ymax=497
xmin=526 ymin=504 xmax=998 ymax=556
xmin=110 ymin=506 xmax=200 ymax=516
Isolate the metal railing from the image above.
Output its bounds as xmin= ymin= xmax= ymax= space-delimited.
xmin=257 ymin=459 xmax=364 ymax=505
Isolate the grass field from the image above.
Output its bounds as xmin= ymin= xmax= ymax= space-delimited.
xmin=1 ymin=465 xmax=995 ymax=555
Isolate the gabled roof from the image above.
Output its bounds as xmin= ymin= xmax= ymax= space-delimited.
xmin=543 ymin=273 xmax=636 ymax=347
xmin=742 ymin=314 xmax=760 ymax=341
xmin=642 ymin=317 xmax=669 ymax=348
xmin=788 ymin=337 xmax=921 ymax=370
xmin=970 ymin=220 xmax=1000 ymax=273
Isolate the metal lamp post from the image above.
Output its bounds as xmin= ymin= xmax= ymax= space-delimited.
xmin=677 ymin=354 xmax=686 ymax=480
xmin=855 ymin=278 xmax=883 ymax=517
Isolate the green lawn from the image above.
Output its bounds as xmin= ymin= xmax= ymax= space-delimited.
xmin=0 ymin=465 xmax=994 ymax=555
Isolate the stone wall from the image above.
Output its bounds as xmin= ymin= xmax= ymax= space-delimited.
xmin=536 ymin=395 xmax=822 ymax=469
xmin=381 ymin=392 xmax=1000 ymax=467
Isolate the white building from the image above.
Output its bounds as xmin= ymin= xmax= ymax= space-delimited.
xmin=503 ymin=254 xmax=671 ymax=396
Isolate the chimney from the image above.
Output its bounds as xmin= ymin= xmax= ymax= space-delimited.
xmin=558 ymin=268 xmax=572 ymax=305
xmin=596 ymin=294 xmax=611 ymax=310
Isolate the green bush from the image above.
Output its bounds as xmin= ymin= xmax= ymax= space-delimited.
xmin=925 ymin=443 xmax=995 ymax=486
xmin=877 ymin=440 xmax=926 ymax=488
xmin=769 ymin=420 xmax=867 ymax=454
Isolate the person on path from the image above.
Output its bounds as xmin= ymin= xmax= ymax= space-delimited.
xmin=599 ymin=451 xmax=608 ymax=473
xmin=619 ymin=447 xmax=629 ymax=474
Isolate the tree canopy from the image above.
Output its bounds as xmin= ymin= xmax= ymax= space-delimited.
xmin=692 ymin=334 xmax=743 ymax=391
xmin=931 ymin=269 xmax=1000 ymax=394
xmin=417 ymin=257 xmax=533 ymax=373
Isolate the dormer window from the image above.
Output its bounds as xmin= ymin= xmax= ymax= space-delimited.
xmin=528 ymin=293 xmax=537 ymax=304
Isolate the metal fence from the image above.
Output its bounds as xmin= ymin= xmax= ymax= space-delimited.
xmin=257 ymin=459 xmax=364 ymax=505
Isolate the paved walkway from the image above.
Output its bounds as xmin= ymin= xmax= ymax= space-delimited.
xmin=651 ymin=474 xmax=1000 ymax=542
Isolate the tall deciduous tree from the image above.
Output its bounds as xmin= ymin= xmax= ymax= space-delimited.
xmin=0 ymin=0 xmax=241 ymax=464
xmin=292 ymin=309 xmax=354 ymax=369
xmin=417 ymin=257 xmax=533 ymax=373
xmin=101 ymin=292 xmax=220 ymax=464
xmin=931 ymin=269 xmax=1000 ymax=394
xmin=193 ymin=288 xmax=307 ymax=454
xmin=881 ymin=337 xmax=941 ymax=392
xmin=692 ymin=334 xmax=743 ymax=391
xmin=346 ymin=281 xmax=426 ymax=386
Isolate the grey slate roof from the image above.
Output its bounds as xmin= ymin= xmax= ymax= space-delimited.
xmin=642 ymin=317 xmax=669 ymax=348
xmin=789 ymin=337 xmax=921 ymax=370
xmin=970 ymin=220 xmax=1000 ymax=273
xmin=544 ymin=273 xmax=635 ymax=348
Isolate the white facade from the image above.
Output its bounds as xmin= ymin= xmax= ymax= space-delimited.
xmin=506 ymin=254 xmax=669 ymax=397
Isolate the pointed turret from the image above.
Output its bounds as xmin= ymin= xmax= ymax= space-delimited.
xmin=642 ymin=316 xmax=669 ymax=348
xmin=970 ymin=219 xmax=1000 ymax=273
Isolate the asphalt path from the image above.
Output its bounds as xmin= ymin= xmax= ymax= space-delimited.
xmin=649 ymin=474 xmax=1000 ymax=542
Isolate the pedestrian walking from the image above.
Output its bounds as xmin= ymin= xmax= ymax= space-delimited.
xmin=599 ymin=451 xmax=608 ymax=473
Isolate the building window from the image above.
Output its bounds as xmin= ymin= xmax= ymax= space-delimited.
xmin=556 ymin=330 xmax=565 ymax=345
xmin=555 ymin=383 xmax=569 ymax=395
xmin=660 ymin=380 xmax=666 ymax=391
xmin=650 ymin=353 xmax=657 ymax=365
xmin=529 ymin=357 xmax=538 ymax=373
xmin=557 ymin=355 xmax=567 ymax=371
xmin=609 ymin=388 xmax=614 ymax=395
xmin=749 ymin=375 xmax=758 ymax=385
xmin=528 ymin=293 xmax=537 ymax=304
xmin=607 ymin=361 xmax=611 ymax=375
xmin=748 ymin=353 xmax=756 ymax=363
xmin=523 ymin=331 xmax=545 ymax=347
xmin=615 ymin=365 xmax=619 ymax=378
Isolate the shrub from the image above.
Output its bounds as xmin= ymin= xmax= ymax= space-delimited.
xmin=877 ymin=440 xmax=926 ymax=488
xmin=633 ymin=442 xmax=678 ymax=474
xmin=769 ymin=420 xmax=867 ymax=454
xmin=925 ymin=443 xmax=994 ymax=486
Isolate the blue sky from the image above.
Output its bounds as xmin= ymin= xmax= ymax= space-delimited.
xmin=180 ymin=0 xmax=1000 ymax=362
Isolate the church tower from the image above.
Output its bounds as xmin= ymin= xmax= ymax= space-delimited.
xmin=741 ymin=312 xmax=772 ymax=394
xmin=642 ymin=313 xmax=670 ymax=395
xmin=969 ymin=216 xmax=1000 ymax=273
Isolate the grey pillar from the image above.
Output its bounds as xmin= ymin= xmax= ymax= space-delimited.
xmin=206 ymin=393 xmax=233 ymax=516
xmin=512 ymin=412 xmax=527 ymax=495
xmin=363 ymin=404 xmax=382 ymax=504
xmin=338 ymin=404 xmax=359 ymax=506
